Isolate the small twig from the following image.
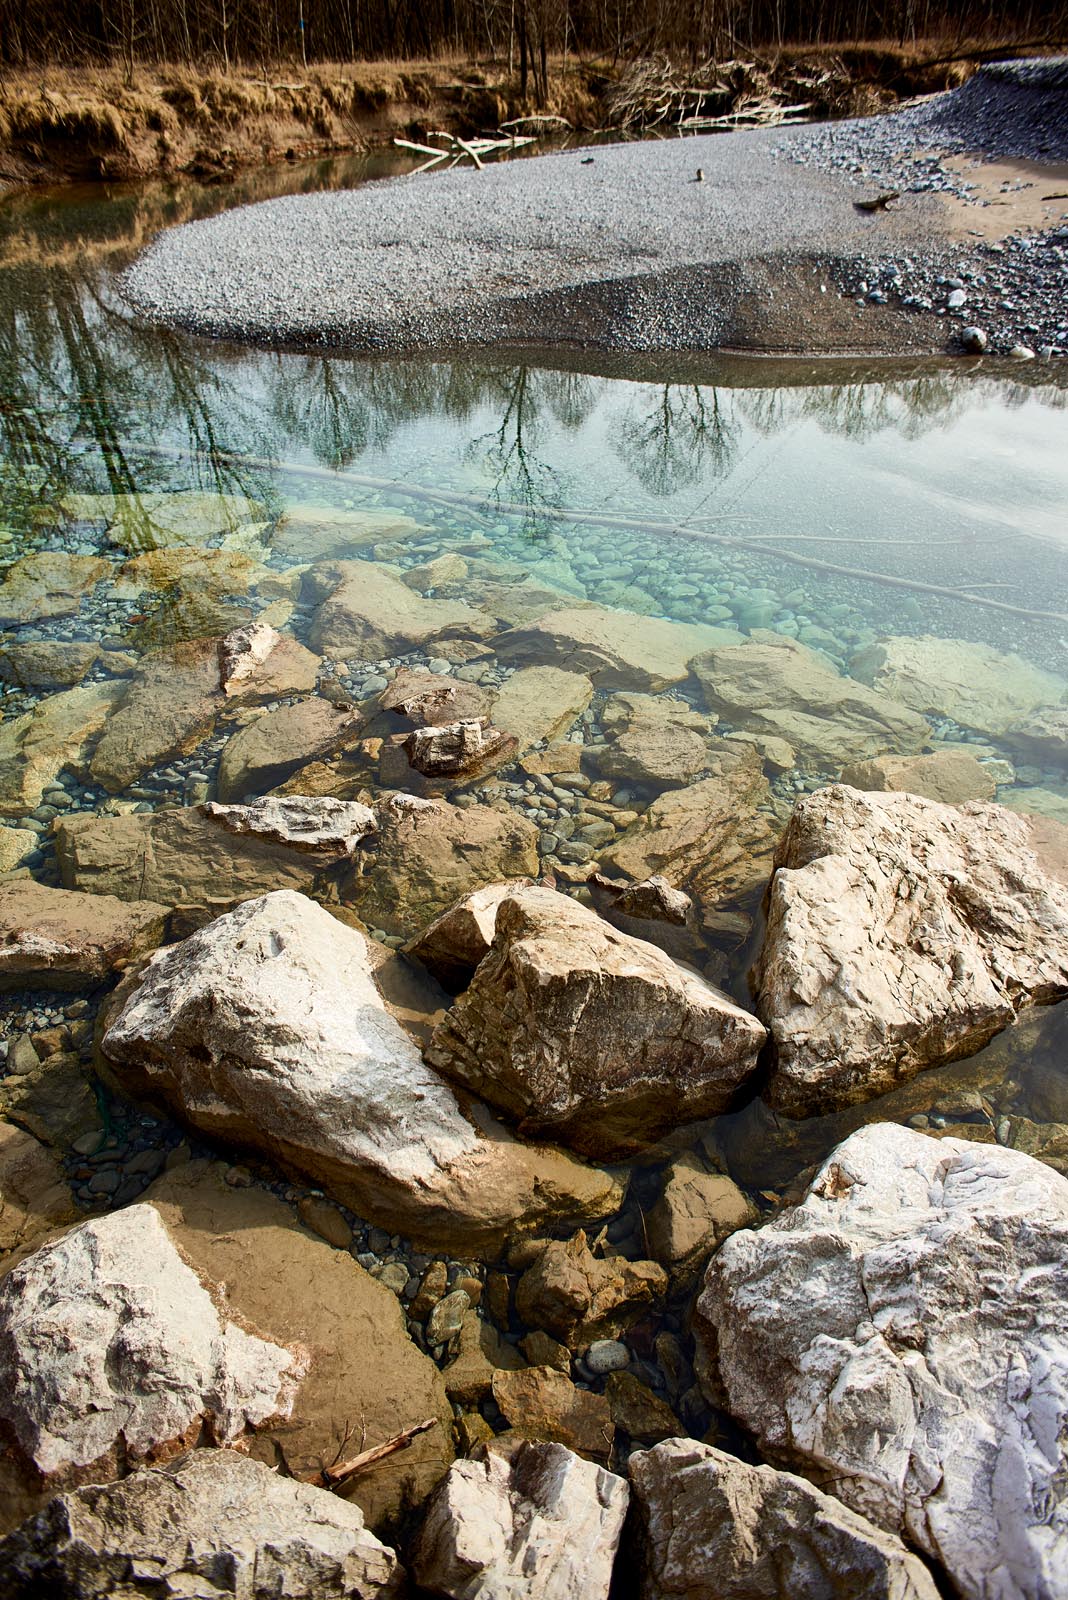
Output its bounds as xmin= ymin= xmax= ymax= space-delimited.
xmin=314 ymin=1418 xmax=439 ymax=1492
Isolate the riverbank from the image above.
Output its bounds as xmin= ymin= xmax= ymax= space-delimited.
xmin=122 ymin=59 xmax=1068 ymax=360
xmin=0 ymin=43 xmax=1039 ymax=190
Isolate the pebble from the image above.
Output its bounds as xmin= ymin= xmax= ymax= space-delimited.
xmin=584 ymin=1338 xmax=630 ymax=1374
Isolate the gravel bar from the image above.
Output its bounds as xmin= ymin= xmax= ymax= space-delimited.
xmin=123 ymin=58 xmax=1068 ymax=359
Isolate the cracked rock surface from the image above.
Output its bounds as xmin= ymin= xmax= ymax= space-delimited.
xmin=694 ymin=1123 xmax=1068 ymax=1600
xmin=754 ymin=785 xmax=1068 ymax=1115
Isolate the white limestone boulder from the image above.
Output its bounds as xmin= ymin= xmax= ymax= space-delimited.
xmin=0 ymin=1448 xmax=403 ymax=1599
xmin=0 ymin=1206 xmax=302 ymax=1495
xmin=411 ymin=1441 xmax=628 ymax=1600
xmin=754 ymin=785 xmax=1068 ymax=1115
xmin=101 ymin=890 xmax=620 ymax=1253
xmin=694 ymin=1124 xmax=1068 ymax=1600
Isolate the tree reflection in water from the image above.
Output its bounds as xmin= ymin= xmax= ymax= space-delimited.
xmin=0 ymin=166 xmax=1065 ymax=559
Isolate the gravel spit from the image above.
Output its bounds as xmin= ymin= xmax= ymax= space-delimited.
xmin=123 ymin=59 xmax=1068 ymax=359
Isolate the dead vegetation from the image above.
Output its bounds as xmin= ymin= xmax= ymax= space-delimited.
xmin=0 ymin=30 xmax=1063 ymax=188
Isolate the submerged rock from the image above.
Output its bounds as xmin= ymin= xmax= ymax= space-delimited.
xmin=426 ymin=885 xmax=765 ymax=1160
xmin=56 ymin=805 xmax=344 ymax=917
xmin=754 ymin=785 xmax=1068 ymax=1115
xmin=347 ymin=793 xmax=540 ymax=939
xmin=379 ymin=666 xmax=492 ymax=726
xmin=58 ymin=488 xmax=266 ymax=549
xmin=0 ymin=1206 xmax=302 ymax=1505
xmin=646 ymin=1154 xmax=755 ymax=1279
xmin=850 ymin=634 xmax=1067 ymax=739
xmin=306 ymin=558 xmax=482 ymax=659
xmin=0 ymin=641 xmax=101 ymax=690
xmin=490 ymin=1368 xmax=614 ymax=1459
xmin=491 ymin=665 xmax=594 ymax=751
xmin=691 ymin=632 xmax=929 ymax=769
xmin=839 ymin=749 xmax=997 ymax=804
xmin=0 ymin=681 xmax=124 ymax=817
xmin=0 ymin=880 xmax=166 ymax=990
xmin=411 ymin=1441 xmax=627 ymax=1600
xmin=515 ymin=1230 xmax=667 ymax=1347
xmin=404 ymin=880 xmax=532 ymax=992
xmin=494 ymin=604 xmax=741 ymax=692
xmin=216 ymin=695 xmax=360 ymax=802
xmin=0 ymin=1448 xmax=404 ymax=1600
xmin=90 ymin=625 xmax=320 ymax=793
xmin=272 ymin=500 xmax=425 ymax=561
xmin=629 ymin=1438 xmax=940 ymax=1600
xmin=0 ymin=1123 xmax=75 ymax=1263
xmin=594 ymin=690 xmax=715 ymax=787
xmin=101 ymin=891 xmax=620 ymax=1253
xmin=402 ymin=717 xmax=517 ymax=782
xmin=0 ymin=552 xmax=109 ymax=626
xmin=599 ymin=742 xmax=778 ymax=914
xmin=694 ymin=1123 xmax=1068 ymax=1600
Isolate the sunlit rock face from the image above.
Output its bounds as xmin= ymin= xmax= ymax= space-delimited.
xmin=754 ymin=785 xmax=1068 ymax=1116
xmin=695 ymin=1123 xmax=1068 ymax=1600
xmin=101 ymin=889 xmax=621 ymax=1254
xmin=426 ymin=883 xmax=766 ymax=1160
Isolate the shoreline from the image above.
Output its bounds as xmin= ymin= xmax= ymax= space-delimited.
xmin=121 ymin=63 xmax=1068 ymax=362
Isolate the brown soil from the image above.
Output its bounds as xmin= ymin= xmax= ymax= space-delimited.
xmin=0 ymin=59 xmax=602 ymax=191
xmin=940 ymin=153 xmax=1068 ymax=238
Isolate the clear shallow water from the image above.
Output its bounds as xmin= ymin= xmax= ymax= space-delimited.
xmin=2 ymin=157 xmax=1068 ymax=1206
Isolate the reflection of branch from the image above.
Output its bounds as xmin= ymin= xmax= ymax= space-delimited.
xmin=468 ymin=367 xmax=563 ymax=535
xmin=618 ymin=384 xmax=739 ymax=496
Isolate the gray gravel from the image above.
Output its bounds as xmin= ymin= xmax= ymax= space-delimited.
xmin=122 ymin=58 xmax=1068 ymax=358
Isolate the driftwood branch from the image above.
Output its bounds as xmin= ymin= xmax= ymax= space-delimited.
xmin=310 ymin=1417 xmax=439 ymax=1492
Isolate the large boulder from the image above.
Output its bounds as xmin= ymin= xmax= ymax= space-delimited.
xmin=90 ymin=626 xmax=319 ymax=792
xmin=216 ymin=696 xmax=360 ymax=801
xmin=411 ymin=1441 xmax=628 ymax=1600
xmin=0 ymin=552 xmax=109 ymax=626
xmin=427 ymin=885 xmax=764 ymax=1160
xmin=0 ymin=1205 xmax=302 ymax=1515
xmin=0 ymin=1448 xmax=403 ymax=1599
xmin=694 ymin=1124 xmax=1068 ymax=1600
xmin=599 ymin=743 xmax=778 ymax=914
xmin=101 ymin=891 xmax=620 ymax=1254
xmin=306 ymin=559 xmax=482 ymax=658
xmin=850 ymin=635 xmax=1067 ymax=740
xmin=56 ymin=805 xmax=345 ymax=918
xmin=0 ymin=880 xmax=166 ymax=990
xmin=141 ymin=1160 xmax=455 ymax=1531
xmin=347 ymin=794 xmax=540 ymax=939
xmin=629 ymin=1438 xmax=940 ymax=1600
xmin=0 ymin=682 xmax=124 ymax=816
xmin=754 ymin=785 xmax=1068 ymax=1116
xmin=592 ymin=691 xmax=715 ymax=788
xmin=493 ymin=604 xmax=740 ymax=692
xmin=691 ymin=633 xmax=929 ymax=770
xmin=490 ymin=666 xmax=594 ymax=752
